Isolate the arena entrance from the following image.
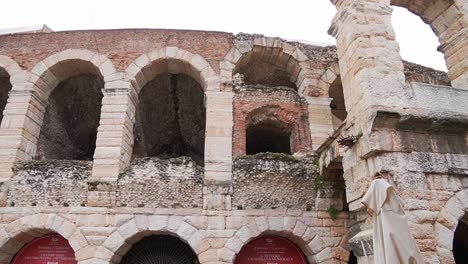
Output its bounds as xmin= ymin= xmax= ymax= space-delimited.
xmin=235 ymin=235 xmax=309 ymax=264
xmin=120 ymin=235 xmax=199 ymax=264
xmin=11 ymin=234 xmax=76 ymax=264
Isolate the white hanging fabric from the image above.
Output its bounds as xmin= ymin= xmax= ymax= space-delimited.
xmin=361 ymin=179 xmax=425 ymax=264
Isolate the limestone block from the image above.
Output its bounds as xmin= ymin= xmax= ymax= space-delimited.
xmin=207 ymin=216 xmax=225 ymax=230
xmin=167 ymin=216 xmax=184 ymax=232
xmin=225 ymin=236 xmax=243 ymax=253
xmin=177 ymin=222 xmax=197 ymax=241
xmin=58 ymin=220 xmax=77 ymax=239
xmin=148 ymin=215 xmax=169 ymax=231
xmin=293 ymin=221 xmax=307 ymax=237
xmin=315 ymin=247 xmax=333 ymax=263
xmin=103 ymin=231 xmax=125 ymax=253
xmin=199 ymin=249 xmax=218 ymax=263
xmin=74 ymin=245 xmax=95 ymax=261
xmin=435 ymin=222 xmax=453 ymax=250
xmin=118 ymin=219 xmax=138 ymax=241
xmin=218 ymin=248 xmax=235 ymax=262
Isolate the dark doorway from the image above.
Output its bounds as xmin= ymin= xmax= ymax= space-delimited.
xmin=453 ymin=214 xmax=468 ymax=264
xmin=37 ymin=74 xmax=103 ymax=160
xmin=246 ymin=120 xmax=291 ymax=155
xmin=120 ymin=235 xmax=199 ymax=264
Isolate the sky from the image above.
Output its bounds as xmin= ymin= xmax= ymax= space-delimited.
xmin=1 ymin=0 xmax=447 ymax=71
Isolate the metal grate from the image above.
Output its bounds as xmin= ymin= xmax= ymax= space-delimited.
xmin=120 ymin=235 xmax=199 ymax=264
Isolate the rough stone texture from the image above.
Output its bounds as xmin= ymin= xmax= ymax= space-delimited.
xmin=8 ymin=160 xmax=91 ymax=207
xmin=403 ymin=61 xmax=451 ymax=86
xmin=233 ymin=85 xmax=312 ymax=157
xmin=232 ymin=153 xmax=318 ymax=210
xmin=134 ymin=73 xmax=205 ymax=165
xmin=116 ymin=157 xmax=203 ymax=208
xmin=37 ymin=74 xmax=103 ymax=160
xmin=0 ymin=14 xmax=465 ymax=263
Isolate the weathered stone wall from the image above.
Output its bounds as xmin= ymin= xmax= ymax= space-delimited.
xmin=0 ymin=29 xmax=233 ymax=73
xmin=232 ymin=153 xmax=318 ymax=210
xmin=233 ymin=86 xmax=312 ymax=157
xmin=116 ymin=157 xmax=203 ymax=208
xmin=7 ymin=160 xmax=91 ymax=207
xmin=0 ymin=208 xmax=352 ymax=264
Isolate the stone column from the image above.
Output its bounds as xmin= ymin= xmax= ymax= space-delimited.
xmin=203 ymin=91 xmax=234 ymax=210
xmin=88 ymin=83 xmax=137 ymax=207
xmin=306 ymin=97 xmax=334 ymax=151
xmin=328 ymin=0 xmax=408 ymax=210
xmin=0 ymin=84 xmax=45 ymax=179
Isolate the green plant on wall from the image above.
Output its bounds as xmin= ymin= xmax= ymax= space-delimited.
xmin=327 ymin=205 xmax=338 ymax=220
xmin=314 ymin=176 xmax=324 ymax=192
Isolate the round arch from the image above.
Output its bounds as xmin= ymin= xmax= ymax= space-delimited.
xmin=100 ymin=216 xmax=204 ymax=263
xmin=224 ymin=221 xmax=319 ymax=264
xmin=25 ymin=49 xmax=117 ymax=101
xmin=221 ymin=36 xmax=313 ymax=96
xmin=0 ymin=214 xmax=91 ymax=264
xmin=388 ymin=0 xmax=466 ymax=87
xmin=435 ymin=189 xmax=468 ymax=263
xmin=125 ymin=47 xmax=219 ymax=94
xmin=0 ymin=55 xmax=22 ymax=78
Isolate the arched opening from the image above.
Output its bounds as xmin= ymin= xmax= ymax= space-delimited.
xmin=389 ymin=2 xmax=456 ymax=86
xmin=133 ymin=59 xmax=206 ymax=166
xmin=10 ymin=233 xmax=77 ymax=264
xmin=235 ymin=235 xmax=309 ymax=264
xmin=120 ymin=234 xmax=199 ymax=264
xmin=36 ymin=60 xmax=103 ymax=160
xmin=329 ymin=76 xmax=347 ymax=130
xmin=246 ymin=120 xmax=291 ymax=155
xmin=0 ymin=67 xmax=12 ymax=125
xmin=234 ymin=45 xmax=300 ymax=90
xmin=453 ymin=213 xmax=468 ymax=263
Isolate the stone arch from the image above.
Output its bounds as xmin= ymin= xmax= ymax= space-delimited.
xmin=233 ymin=104 xmax=311 ymax=157
xmin=319 ymin=62 xmax=347 ymax=131
xmin=435 ymin=189 xmax=468 ymax=263
xmin=0 ymin=55 xmax=22 ymax=78
xmin=0 ymin=214 xmax=91 ymax=264
xmin=389 ymin=0 xmax=467 ymax=87
xmin=224 ymin=218 xmax=341 ymax=264
xmin=221 ymin=36 xmax=314 ymax=96
xmin=0 ymin=55 xmax=21 ymax=128
xmin=25 ymin=49 xmax=117 ymax=101
xmin=125 ymin=47 xmax=220 ymax=94
xmin=21 ymin=49 xmax=115 ymax=160
xmin=101 ymin=216 xmax=204 ymax=263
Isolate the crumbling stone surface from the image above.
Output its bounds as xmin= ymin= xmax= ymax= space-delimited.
xmin=403 ymin=61 xmax=451 ymax=86
xmin=232 ymin=153 xmax=318 ymax=210
xmin=116 ymin=157 xmax=203 ymax=208
xmin=233 ymin=86 xmax=311 ymax=157
xmin=37 ymin=74 xmax=103 ymax=160
xmin=8 ymin=160 xmax=90 ymax=207
xmin=134 ymin=73 xmax=205 ymax=165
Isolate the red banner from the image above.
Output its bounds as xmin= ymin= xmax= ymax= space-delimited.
xmin=235 ymin=235 xmax=308 ymax=264
xmin=12 ymin=234 xmax=77 ymax=264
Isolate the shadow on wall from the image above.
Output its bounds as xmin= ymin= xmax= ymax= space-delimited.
xmin=133 ymin=73 xmax=205 ymax=166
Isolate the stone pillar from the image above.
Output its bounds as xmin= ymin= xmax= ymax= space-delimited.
xmin=88 ymin=83 xmax=137 ymax=207
xmin=0 ymin=86 xmax=45 ymax=179
xmin=203 ymin=91 xmax=234 ymax=210
xmin=306 ymin=97 xmax=334 ymax=151
xmin=328 ymin=0 xmax=408 ymax=210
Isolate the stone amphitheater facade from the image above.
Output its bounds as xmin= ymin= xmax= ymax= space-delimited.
xmin=0 ymin=0 xmax=466 ymax=263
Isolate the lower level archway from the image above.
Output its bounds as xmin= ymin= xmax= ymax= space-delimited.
xmin=11 ymin=234 xmax=76 ymax=264
xmin=235 ymin=235 xmax=309 ymax=264
xmin=120 ymin=235 xmax=199 ymax=264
